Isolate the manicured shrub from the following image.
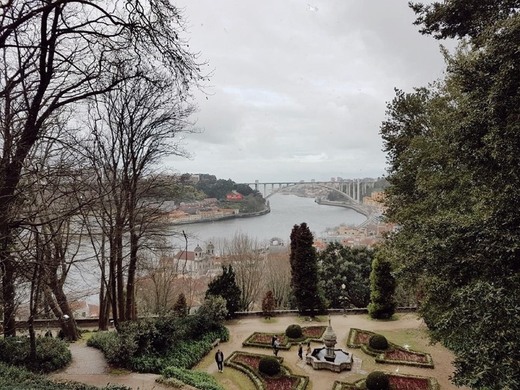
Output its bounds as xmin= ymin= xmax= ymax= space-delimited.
xmin=285 ymin=324 xmax=303 ymax=339
xmin=161 ymin=366 xmax=224 ymax=390
xmin=365 ymin=371 xmax=390 ymax=390
xmin=258 ymin=356 xmax=281 ymax=376
xmin=0 ymin=336 xmax=71 ymax=373
xmin=369 ymin=334 xmax=389 ymax=351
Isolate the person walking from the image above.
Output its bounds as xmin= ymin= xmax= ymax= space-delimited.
xmin=215 ymin=349 xmax=224 ymax=372
xmin=273 ymin=337 xmax=280 ymax=356
xmin=306 ymin=342 xmax=312 ymax=356
xmin=298 ymin=343 xmax=303 ymax=360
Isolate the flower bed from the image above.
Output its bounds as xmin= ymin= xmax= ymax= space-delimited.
xmin=226 ymin=351 xmax=308 ymax=390
xmin=347 ymin=328 xmax=434 ymax=368
xmin=332 ymin=372 xmax=439 ymax=390
xmin=243 ymin=326 xmax=326 ymax=349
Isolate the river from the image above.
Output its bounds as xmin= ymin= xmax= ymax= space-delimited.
xmin=168 ymin=193 xmax=367 ymax=251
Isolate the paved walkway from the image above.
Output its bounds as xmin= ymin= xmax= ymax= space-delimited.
xmin=50 ymin=343 xmax=171 ymax=390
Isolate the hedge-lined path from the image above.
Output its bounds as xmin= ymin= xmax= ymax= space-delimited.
xmin=50 ymin=342 xmax=175 ymax=390
xmin=197 ymin=313 xmax=468 ymax=390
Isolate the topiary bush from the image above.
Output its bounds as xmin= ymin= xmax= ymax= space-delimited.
xmin=258 ymin=356 xmax=281 ymax=376
xmin=369 ymin=334 xmax=389 ymax=351
xmin=285 ymin=324 xmax=303 ymax=339
xmin=365 ymin=371 xmax=390 ymax=390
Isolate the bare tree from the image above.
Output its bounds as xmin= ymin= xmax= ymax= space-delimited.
xmin=0 ymin=0 xmax=202 ymax=335
xmin=264 ymin=249 xmax=292 ymax=309
xmin=220 ymin=233 xmax=266 ymax=311
xmin=83 ymin=63 xmax=196 ymax=325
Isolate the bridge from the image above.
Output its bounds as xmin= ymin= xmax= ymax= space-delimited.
xmin=244 ymin=178 xmax=378 ymax=203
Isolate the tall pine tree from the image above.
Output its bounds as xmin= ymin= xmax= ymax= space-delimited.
xmin=289 ymin=223 xmax=323 ymax=316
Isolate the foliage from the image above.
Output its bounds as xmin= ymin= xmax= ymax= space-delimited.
xmin=258 ymin=356 xmax=281 ymax=376
xmin=0 ymin=361 xmax=129 ymax=390
xmin=0 ymin=337 xmax=71 ymax=373
xmin=88 ymin=310 xmax=229 ymax=372
xmin=206 ymin=265 xmax=242 ymax=318
xmin=261 ymin=290 xmax=276 ymax=318
xmin=369 ymin=334 xmax=389 ymax=351
xmin=195 ymin=296 xmax=229 ymax=333
xmin=196 ymin=178 xmax=235 ymax=200
xmin=289 ymin=223 xmax=325 ymax=315
xmin=365 ymin=371 xmax=390 ymax=390
xmin=379 ymin=3 xmax=520 ymax=387
xmin=368 ymin=253 xmax=396 ymax=319
xmin=172 ymin=293 xmax=188 ymax=317
xmin=285 ymin=324 xmax=303 ymax=339
xmin=161 ymin=366 xmax=224 ymax=390
xmin=318 ymin=242 xmax=373 ymax=308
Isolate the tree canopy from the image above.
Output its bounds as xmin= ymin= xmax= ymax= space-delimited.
xmin=318 ymin=242 xmax=373 ymax=308
xmin=379 ymin=3 xmax=520 ymax=387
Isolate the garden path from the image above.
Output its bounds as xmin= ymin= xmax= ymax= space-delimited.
xmin=50 ymin=342 xmax=176 ymax=390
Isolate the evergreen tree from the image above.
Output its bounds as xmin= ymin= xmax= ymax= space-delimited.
xmin=261 ymin=290 xmax=276 ymax=319
xmin=172 ymin=293 xmax=188 ymax=317
xmin=368 ymin=254 xmax=396 ymax=319
xmin=377 ymin=2 xmax=520 ymax=387
xmin=289 ymin=223 xmax=323 ymax=316
xmin=206 ymin=265 xmax=241 ymax=318
xmin=318 ymin=242 xmax=373 ymax=308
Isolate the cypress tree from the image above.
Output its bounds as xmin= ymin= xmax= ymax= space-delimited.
xmin=368 ymin=254 xmax=396 ymax=319
xmin=289 ymin=223 xmax=323 ymax=316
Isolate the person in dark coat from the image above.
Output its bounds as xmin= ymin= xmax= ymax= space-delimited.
xmin=298 ymin=343 xmax=303 ymax=359
xmin=215 ymin=349 xmax=224 ymax=372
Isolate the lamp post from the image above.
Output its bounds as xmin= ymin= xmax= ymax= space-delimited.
xmin=340 ymin=283 xmax=347 ymax=315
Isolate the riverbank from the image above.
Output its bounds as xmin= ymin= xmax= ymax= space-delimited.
xmin=170 ymin=206 xmax=271 ymax=226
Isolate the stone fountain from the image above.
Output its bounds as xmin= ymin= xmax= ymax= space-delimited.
xmin=305 ymin=317 xmax=353 ymax=372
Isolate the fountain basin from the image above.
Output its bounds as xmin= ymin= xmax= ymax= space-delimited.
xmin=306 ymin=347 xmax=353 ymax=372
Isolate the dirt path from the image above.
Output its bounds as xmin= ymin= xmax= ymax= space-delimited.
xmin=50 ymin=343 xmax=171 ymax=390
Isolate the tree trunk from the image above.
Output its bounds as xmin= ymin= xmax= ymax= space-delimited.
xmin=1 ymin=254 xmax=16 ymax=337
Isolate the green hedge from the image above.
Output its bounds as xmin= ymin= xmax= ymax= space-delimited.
xmin=0 ymin=362 xmax=129 ymax=390
xmin=0 ymin=337 xmax=71 ymax=373
xmin=161 ymin=366 xmax=224 ymax=390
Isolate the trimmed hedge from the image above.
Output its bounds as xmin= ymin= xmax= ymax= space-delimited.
xmin=258 ymin=356 xmax=281 ymax=376
xmin=365 ymin=371 xmax=390 ymax=390
xmin=285 ymin=324 xmax=303 ymax=339
xmin=161 ymin=366 xmax=224 ymax=390
xmin=369 ymin=334 xmax=389 ymax=351
xmin=226 ymin=351 xmax=309 ymax=390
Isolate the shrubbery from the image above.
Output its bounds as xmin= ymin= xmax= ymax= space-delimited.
xmin=88 ymin=297 xmax=229 ymax=374
xmin=258 ymin=356 xmax=281 ymax=376
xmin=161 ymin=366 xmax=224 ymax=390
xmin=365 ymin=371 xmax=390 ymax=390
xmin=368 ymin=334 xmax=389 ymax=351
xmin=0 ymin=362 xmax=129 ymax=389
xmin=0 ymin=336 xmax=71 ymax=373
xmin=285 ymin=324 xmax=303 ymax=339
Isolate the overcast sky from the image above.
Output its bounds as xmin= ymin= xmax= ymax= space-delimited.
xmin=164 ymin=0 xmax=448 ymax=184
